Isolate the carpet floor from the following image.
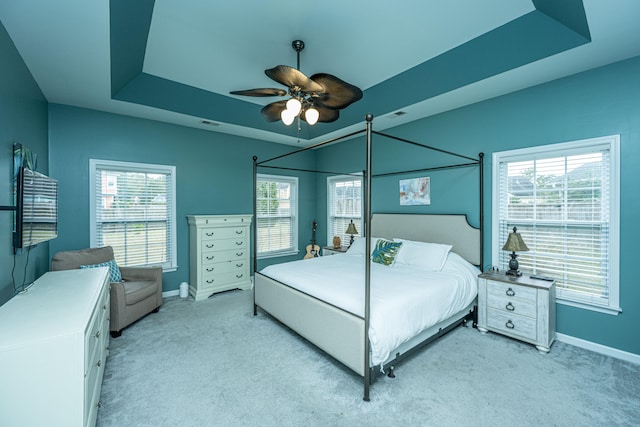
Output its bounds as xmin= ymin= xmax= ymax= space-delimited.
xmin=97 ymin=290 xmax=640 ymax=426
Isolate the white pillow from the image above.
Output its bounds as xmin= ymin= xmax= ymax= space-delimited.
xmin=345 ymin=237 xmax=384 ymax=256
xmin=394 ymin=239 xmax=453 ymax=271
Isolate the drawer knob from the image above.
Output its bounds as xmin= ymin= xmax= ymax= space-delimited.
xmin=206 ymin=232 xmax=214 ymax=237
xmin=506 ymin=287 xmax=515 ymax=297
xmin=206 ymin=244 xmax=215 ymax=248
xmin=505 ymin=302 xmax=515 ymax=311
xmin=236 ymin=274 xmax=243 ymax=279
xmin=235 ymin=230 xmax=243 ymax=235
xmin=207 ymin=255 xmax=215 ymax=260
xmin=103 ymin=304 xmax=107 ymax=310
xmin=97 ymin=360 xmax=102 ymax=368
xmin=206 ymin=279 xmax=214 ymax=284
xmin=206 ymin=267 xmax=214 ymax=272
xmin=236 ymin=252 xmax=243 ymax=257
xmin=236 ymin=263 xmax=243 ymax=268
xmin=95 ymin=330 xmax=101 ymax=338
xmin=236 ymin=241 xmax=243 ymax=245
xmin=505 ymin=320 xmax=515 ymax=329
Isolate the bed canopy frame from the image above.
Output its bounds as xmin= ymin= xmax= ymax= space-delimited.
xmin=252 ymin=114 xmax=484 ymax=401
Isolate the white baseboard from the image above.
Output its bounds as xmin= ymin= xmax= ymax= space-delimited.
xmin=556 ymin=333 xmax=640 ymax=365
xmin=163 ymin=290 xmax=179 ymax=298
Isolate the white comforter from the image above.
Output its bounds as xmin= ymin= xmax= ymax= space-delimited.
xmin=260 ymin=252 xmax=479 ymax=366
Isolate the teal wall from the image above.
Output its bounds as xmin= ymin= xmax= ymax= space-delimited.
xmin=0 ymin=21 xmax=49 ymax=307
xmin=48 ymin=105 xmax=315 ymax=292
xmin=316 ymin=55 xmax=640 ymax=355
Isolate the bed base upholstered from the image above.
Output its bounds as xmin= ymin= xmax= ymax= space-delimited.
xmin=253 ymin=213 xmax=481 ymax=381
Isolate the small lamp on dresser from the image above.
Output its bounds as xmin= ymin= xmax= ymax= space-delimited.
xmin=502 ymin=226 xmax=529 ymax=276
xmin=345 ymin=220 xmax=358 ymax=248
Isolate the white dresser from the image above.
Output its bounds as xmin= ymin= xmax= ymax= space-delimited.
xmin=187 ymin=214 xmax=252 ymax=301
xmin=477 ymin=272 xmax=556 ymax=353
xmin=0 ymin=267 xmax=110 ymax=427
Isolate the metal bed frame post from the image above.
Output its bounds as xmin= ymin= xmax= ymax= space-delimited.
xmin=253 ymin=156 xmax=258 ymax=316
xmin=363 ymin=113 xmax=373 ymax=401
xmin=479 ymin=152 xmax=484 ymax=272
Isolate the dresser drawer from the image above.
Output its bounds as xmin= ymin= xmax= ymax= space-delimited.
xmin=201 ymin=269 xmax=250 ymax=289
xmin=487 ymin=293 xmax=537 ymax=318
xmin=202 ymin=227 xmax=247 ymax=241
xmin=487 ymin=308 xmax=537 ymax=341
xmin=202 ymin=248 xmax=248 ymax=264
xmin=203 ymin=260 xmax=248 ymax=275
xmin=201 ymin=237 xmax=248 ymax=252
xmin=487 ymin=280 xmax=537 ymax=301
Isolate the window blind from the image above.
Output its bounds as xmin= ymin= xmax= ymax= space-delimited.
xmin=497 ymin=145 xmax=613 ymax=308
xmin=327 ymin=176 xmax=362 ymax=245
xmin=92 ymin=160 xmax=176 ymax=270
xmin=256 ymin=175 xmax=297 ymax=256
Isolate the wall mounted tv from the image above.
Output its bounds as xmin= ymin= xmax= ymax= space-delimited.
xmin=14 ymin=166 xmax=58 ymax=249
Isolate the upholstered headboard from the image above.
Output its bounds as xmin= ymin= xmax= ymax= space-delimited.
xmin=370 ymin=213 xmax=481 ymax=266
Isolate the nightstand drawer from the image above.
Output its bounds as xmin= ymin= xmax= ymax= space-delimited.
xmin=487 ymin=293 xmax=537 ymax=318
xmin=487 ymin=280 xmax=537 ymax=302
xmin=487 ymin=308 xmax=537 ymax=341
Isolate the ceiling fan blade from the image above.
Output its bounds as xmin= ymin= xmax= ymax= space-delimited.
xmin=266 ymin=65 xmax=324 ymax=93
xmin=260 ymin=100 xmax=287 ymax=122
xmin=310 ymin=73 xmax=363 ymax=110
xmin=230 ymin=88 xmax=287 ymax=97
xmin=301 ymin=106 xmax=339 ymax=123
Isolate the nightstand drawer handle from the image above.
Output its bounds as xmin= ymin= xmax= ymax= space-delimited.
xmin=505 ymin=320 xmax=515 ymax=329
xmin=506 ymin=302 xmax=515 ymax=311
xmin=505 ymin=288 xmax=515 ymax=297
xmin=235 ymin=230 xmax=243 ymax=235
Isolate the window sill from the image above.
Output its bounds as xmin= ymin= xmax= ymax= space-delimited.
xmin=556 ymin=298 xmax=622 ymax=316
xmin=257 ymin=250 xmax=299 ymax=260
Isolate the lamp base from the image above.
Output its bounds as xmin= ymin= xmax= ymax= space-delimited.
xmin=506 ymin=252 xmax=522 ymax=276
xmin=505 ymin=269 xmax=522 ymax=277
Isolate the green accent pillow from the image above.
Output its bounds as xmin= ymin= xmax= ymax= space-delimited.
xmin=371 ymin=239 xmax=403 ymax=266
xmin=80 ymin=259 xmax=123 ymax=282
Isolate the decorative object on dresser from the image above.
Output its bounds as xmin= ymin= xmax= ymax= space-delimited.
xmin=0 ymin=268 xmax=110 ymax=426
xmin=322 ymin=245 xmax=347 ymax=256
xmin=502 ymin=226 xmax=529 ymax=276
xmin=50 ymin=246 xmax=163 ymax=338
xmin=187 ymin=215 xmax=252 ymax=301
xmin=332 ymin=235 xmax=341 ymax=248
xmin=345 ymin=219 xmax=358 ymax=248
xmin=477 ymin=271 xmax=556 ymax=353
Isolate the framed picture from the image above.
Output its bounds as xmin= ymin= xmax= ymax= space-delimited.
xmin=399 ymin=177 xmax=430 ymax=205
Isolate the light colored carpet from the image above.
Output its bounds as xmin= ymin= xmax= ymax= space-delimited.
xmin=97 ymin=290 xmax=640 ymax=426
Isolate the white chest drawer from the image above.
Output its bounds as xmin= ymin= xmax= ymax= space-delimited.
xmin=477 ymin=273 xmax=556 ymax=353
xmin=188 ymin=215 xmax=253 ymax=301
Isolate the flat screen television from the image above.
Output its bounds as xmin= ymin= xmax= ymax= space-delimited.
xmin=14 ymin=166 xmax=58 ymax=249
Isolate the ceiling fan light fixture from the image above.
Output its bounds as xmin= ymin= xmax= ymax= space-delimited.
xmin=281 ymin=108 xmax=295 ymax=126
xmin=286 ymin=98 xmax=302 ymax=116
xmin=305 ymin=107 xmax=319 ymax=125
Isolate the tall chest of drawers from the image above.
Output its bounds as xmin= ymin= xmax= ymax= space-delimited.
xmin=187 ymin=214 xmax=252 ymax=301
xmin=0 ymin=268 xmax=110 ymax=427
xmin=477 ymin=272 xmax=556 ymax=353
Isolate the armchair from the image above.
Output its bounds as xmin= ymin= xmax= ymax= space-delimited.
xmin=50 ymin=246 xmax=163 ymax=337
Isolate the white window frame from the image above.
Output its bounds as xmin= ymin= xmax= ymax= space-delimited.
xmin=89 ymin=159 xmax=177 ymax=272
xmin=256 ymin=174 xmax=298 ymax=259
xmin=492 ymin=135 xmax=620 ymax=315
xmin=327 ymin=174 xmax=363 ymax=247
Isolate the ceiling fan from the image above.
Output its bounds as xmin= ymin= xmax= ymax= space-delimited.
xmin=230 ymin=40 xmax=363 ymax=126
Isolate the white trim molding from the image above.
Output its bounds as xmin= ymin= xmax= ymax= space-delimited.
xmin=557 ymin=333 xmax=640 ymax=365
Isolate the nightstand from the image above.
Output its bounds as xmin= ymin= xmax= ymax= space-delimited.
xmin=477 ymin=271 xmax=556 ymax=353
xmin=322 ymin=246 xmax=347 ymax=256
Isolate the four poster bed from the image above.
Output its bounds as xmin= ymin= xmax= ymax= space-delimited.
xmin=252 ymin=115 xmax=484 ymax=400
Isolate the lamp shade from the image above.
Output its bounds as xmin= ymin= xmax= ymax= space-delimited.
xmin=345 ymin=221 xmax=358 ymax=235
xmin=286 ymin=98 xmax=302 ymax=116
xmin=305 ymin=107 xmax=319 ymax=125
xmin=281 ymin=108 xmax=295 ymax=126
xmin=502 ymin=226 xmax=529 ymax=252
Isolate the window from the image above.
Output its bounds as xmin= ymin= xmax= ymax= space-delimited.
xmin=492 ymin=135 xmax=620 ymax=314
xmin=90 ymin=159 xmax=177 ymax=271
xmin=256 ymin=174 xmax=298 ymax=258
xmin=327 ymin=175 xmax=362 ymax=246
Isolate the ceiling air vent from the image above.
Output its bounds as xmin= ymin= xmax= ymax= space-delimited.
xmin=200 ymin=120 xmax=220 ymax=127
xmin=388 ymin=111 xmax=407 ymax=118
